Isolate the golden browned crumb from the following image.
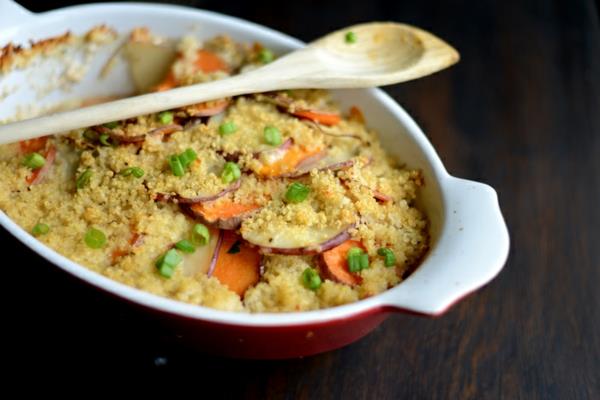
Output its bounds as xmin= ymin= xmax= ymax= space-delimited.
xmin=1 ymin=24 xmax=118 ymax=76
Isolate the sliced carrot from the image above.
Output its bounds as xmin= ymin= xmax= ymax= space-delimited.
xmin=26 ymin=145 xmax=56 ymax=185
xmin=111 ymin=248 xmax=130 ymax=264
xmin=182 ymin=99 xmax=230 ymax=117
xmin=258 ymin=146 xmax=323 ymax=178
xmin=321 ymin=239 xmax=365 ymax=286
xmin=212 ymin=231 xmax=261 ymax=296
xmin=195 ymin=49 xmax=229 ymax=73
xmin=19 ymin=136 xmax=48 ymax=154
xmin=111 ymin=231 xmax=144 ymax=264
xmin=291 ymin=110 xmax=342 ymax=126
xmin=373 ymin=189 xmax=391 ymax=203
xmin=190 ymin=200 xmax=260 ymax=223
xmin=154 ymin=71 xmax=177 ymax=92
xmin=349 ymin=106 xmax=365 ymax=124
xmin=153 ymin=49 xmax=228 ymax=92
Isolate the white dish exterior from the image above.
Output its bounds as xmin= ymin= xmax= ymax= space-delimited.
xmin=0 ymin=0 xmax=509 ymax=326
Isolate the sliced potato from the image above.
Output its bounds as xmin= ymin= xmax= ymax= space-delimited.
xmin=241 ymin=173 xmax=357 ymax=254
xmin=124 ymin=41 xmax=177 ymax=93
xmin=149 ymin=150 xmax=238 ymax=202
xmin=181 ymin=227 xmax=221 ymax=276
xmin=245 ymin=224 xmax=354 ymax=255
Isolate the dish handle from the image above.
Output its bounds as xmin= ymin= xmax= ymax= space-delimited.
xmin=0 ymin=0 xmax=35 ymax=29
xmin=381 ymin=176 xmax=510 ymax=316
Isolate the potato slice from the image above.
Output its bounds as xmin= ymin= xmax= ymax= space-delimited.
xmin=241 ymin=174 xmax=357 ymax=255
xmin=124 ymin=41 xmax=177 ymax=93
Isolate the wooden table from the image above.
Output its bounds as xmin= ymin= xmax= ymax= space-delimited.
xmin=6 ymin=0 xmax=599 ymax=397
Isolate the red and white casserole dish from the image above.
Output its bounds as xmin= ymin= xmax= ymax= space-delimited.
xmin=0 ymin=0 xmax=509 ymax=358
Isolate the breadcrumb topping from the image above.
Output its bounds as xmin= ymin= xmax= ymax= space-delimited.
xmin=0 ymin=29 xmax=428 ymax=313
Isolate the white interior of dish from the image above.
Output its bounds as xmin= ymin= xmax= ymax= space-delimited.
xmin=0 ymin=1 xmax=509 ymax=326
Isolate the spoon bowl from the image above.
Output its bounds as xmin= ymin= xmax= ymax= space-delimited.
xmin=0 ymin=21 xmax=459 ymax=144
xmin=310 ymin=22 xmax=455 ymax=83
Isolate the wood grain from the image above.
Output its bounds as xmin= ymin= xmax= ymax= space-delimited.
xmin=5 ymin=0 xmax=600 ymax=398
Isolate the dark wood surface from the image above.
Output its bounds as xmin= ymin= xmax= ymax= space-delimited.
xmin=5 ymin=0 xmax=599 ymax=397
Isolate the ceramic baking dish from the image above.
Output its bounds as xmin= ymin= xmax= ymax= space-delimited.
xmin=0 ymin=0 xmax=509 ymax=358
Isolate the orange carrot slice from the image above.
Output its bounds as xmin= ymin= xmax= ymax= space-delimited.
xmin=182 ymin=99 xmax=230 ymax=117
xmin=19 ymin=136 xmax=48 ymax=154
xmin=291 ymin=110 xmax=342 ymax=126
xmin=349 ymin=106 xmax=365 ymax=124
xmin=154 ymin=49 xmax=229 ymax=92
xmin=26 ymin=145 xmax=56 ymax=185
xmin=111 ymin=231 xmax=144 ymax=264
xmin=373 ymin=189 xmax=391 ymax=203
xmin=154 ymin=71 xmax=177 ymax=92
xmin=190 ymin=201 xmax=260 ymax=223
xmin=211 ymin=231 xmax=261 ymax=296
xmin=258 ymin=146 xmax=323 ymax=178
xmin=321 ymin=239 xmax=364 ymax=286
xmin=195 ymin=49 xmax=229 ymax=73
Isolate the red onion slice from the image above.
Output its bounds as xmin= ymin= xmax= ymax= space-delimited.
xmin=373 ymin=190 xmax=392 ymax=203
xmin=175 ymin=179 xmax=242 ymax=204
xmin=293 ymin=150 xmax=328 ymax=171
xmin=185 ymin=100 xmax=230 ymax=117
xmin=155 ymin=179 xmax=242 ymax=204
xmin=207 ymin=230 xmax=224 ymax=277
xmin=29 ymin=146 xmax=56 ymax=185
xmin=146 ymin=124 xmax=183 ymax=136
xmin=284 ymin=155 xmax=356 ymax=178
xmin=253 ymin=137 xmax=293 ymax=159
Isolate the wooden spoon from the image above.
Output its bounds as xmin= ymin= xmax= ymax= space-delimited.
xmin=0 ymin=22 xmax=458 ymax=144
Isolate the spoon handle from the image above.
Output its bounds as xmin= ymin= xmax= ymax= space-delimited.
xmin=0 ymin=49 xmax=320 ymax=145
xmin=0 ymin=22 xmax=459 ymax=144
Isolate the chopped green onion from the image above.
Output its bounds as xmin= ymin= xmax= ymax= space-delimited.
xmin=285 ymin=182 xmax=310 ymax=203
xmin=263 ymin=126 xmax=282 ymax=146
xmin=192 ymin=223 xmax=210 ymax=246
xmin=301 ymin=267 xmax=322 ymax=290
xmin=156 ymin=261 xmax=176 ymax=278
xmin=168 ymin=155 xmax=185 ymax=177
xmin=227 ymin=240 xmax=241 ymax=254
xmin=83 ymin=129 xmax=98 ymax=141
xmin=84 ymin=227 xmax=107 ymax=249
xmin=22 ymin=152 xmax=45 ymax=169
xmin=258 ymin=48 xmax=274 ymax=64
xmin=32 ymin=223 xmax=50 ymax=236
xmin=99 ymin=133 xmax=111 ymax=146
xmin=347 ymin=247 xmax=364 ymax=272
xmin=359 ymin=252 xmax=370 ymax=270
xmin=347 ymin=247 xmax=369 ymax=272
xmin=155 ymin=248 xmax=182 ymax=278
xmin=221 ymin=161 xmax=241 ymax=183
xmin=347 ymin=247 xmax=363 ymax=258
xmin=219 ymin=121 xmax=237 ymax=136
xmin=377 ymin=247 xmax=396 ymax=267
xmin=76 ymin=168 xmax=93 ymax=189
xmin=175 ymin=239 xmax=196 ymax=253
xmin=158 ymin=111 xmax=174 ymax=124
xmin=103 ymin=121 xmax=119 ymax=129
xmin=119 ymin=166 xmax=144 ymax=178
xmin=168 ymin=149 xmax=196 ymax=176
xmin=345 ymin=31 xmax=357 ymax=44
xmin=178 ymin=148 xmax=197 ymax=169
